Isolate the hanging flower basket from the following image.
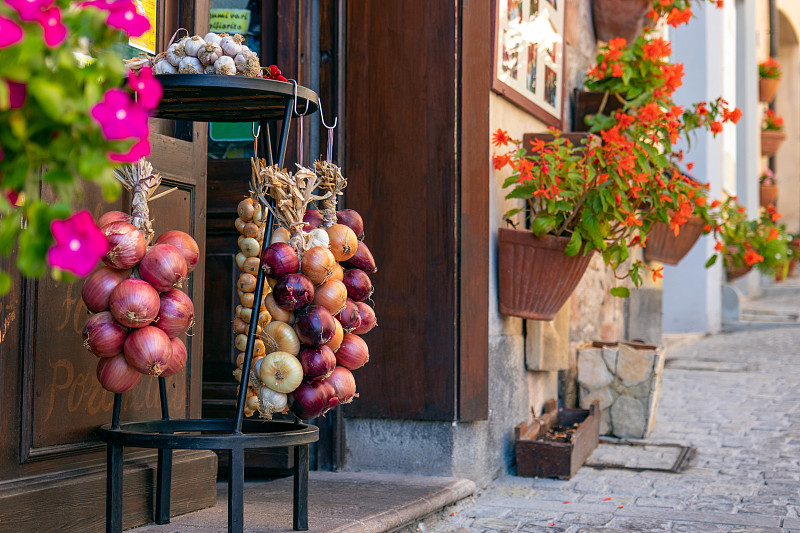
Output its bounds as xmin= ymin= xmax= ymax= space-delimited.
xmin=726 ymin=264 xmax=752 ymax=281
xmin=498 ymin=228 xmax=594 ymax=321
xmin=572 ymin=89 xmax=626 ymax=132
xmin=761 ymin=130 xmax=786 ymax=157
xmin=759 ymin=77 xmax=780 ymax=103
xmin=592 ymin=0 xmax=651 ymax=44
xmin=760 ymin=184 xmax=778 ymax=207
xmin=643 ymin=215 xmax=704 ymax=265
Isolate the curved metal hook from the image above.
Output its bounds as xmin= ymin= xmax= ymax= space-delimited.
xmin=289 ymin=79 xmax=311 ymax=117
xmin=318 ymin=97 xmax=338 ymax=130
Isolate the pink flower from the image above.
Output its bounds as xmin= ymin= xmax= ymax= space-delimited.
xmin=37 ymin=6 xmax=67 ymax=48
xmin=90 ymin=88 xmax=149 ymax=141
xmin=3 ymin=80 xmax=26 ymax=109
xmin=83 ymin=0 xmax=150 ymax=37
xmin=0 ymin=16 xmax=24 ymax=48
xmin=128 ymin=67 xmax=162 ymax=110
xmin=6 ymin=0 xmax=53 ymax=22
xmin=47 ymin=210 xmax=110 ymax=276
xmin=109 ymin=137 xmax=150 ymax=162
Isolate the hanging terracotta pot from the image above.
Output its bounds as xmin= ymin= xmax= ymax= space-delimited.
xmin=759 ymin=78 xmax=780 ymax=103
xmin=498 ymin=228 xmax=594 ymax=321
xmin=573 ymin=89 xmax=626 ymax=132
xmin=760 ymin=184 xmax=778 ymax=207
xmin=726 ymin=264 xmax=752 ymax=281
xmin=761 ymin=130 xmax=786 ymax=156
xmin=643 ymin=216 xmax=704 ymax=265
xmin=592 ymin=0 xmax=652 ymax=44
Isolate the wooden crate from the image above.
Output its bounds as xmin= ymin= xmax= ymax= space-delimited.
xmin=514 ymin=400 xmax=600 ymax=479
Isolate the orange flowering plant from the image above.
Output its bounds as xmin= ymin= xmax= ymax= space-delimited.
xmin=493 ymin=27 xmax=740 ymax=296
xmin=647 ymin=0 xmax=725 ymax=29
xmin=763 ymin=109 xmax=784 ymax=131
xmin=758 ymin=57 xmax=781 ymax=79
xmin=710 ymin=199 xmax=791 ymax=276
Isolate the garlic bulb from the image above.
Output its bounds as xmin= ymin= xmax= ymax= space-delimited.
xmin=198 ymin=41 xmax=223 ymax=66
xmin=166 ymin=41 xmax=185 ymax=67
xmin=183 ymin=35 xmax=205 ymax=57
xmin=214 ymin=55 xmax=237 ymax=76
xmin=154 ymin=55 xmax=177 ymax=74
xmin=234 ymin=51 xmax=250 ymax=73
xmin=307 ymin=228 xmax=330 ymax=249
xmin=204 ymin=32 xmax=222 ymax=45
xmin=257 ymin=386 xmax=288 ymax=418
xmin=240 ymin=45 xmax=251 ymax=55
xmin=204 ymin=64 xmax=216 ymax=74
xmin=179 ymin=56 xmax=204 ymax=74
xmin=220 ymin=33 xmax=244 ymax=57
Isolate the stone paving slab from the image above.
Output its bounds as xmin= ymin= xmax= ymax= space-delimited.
xmin=130 ymin=472 xmax=475 ymax=533
xmin=413 ymin=284 xmax=800 ymax=533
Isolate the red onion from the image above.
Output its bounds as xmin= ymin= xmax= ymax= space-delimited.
xmin=346 ymin=241 xmax=377 ymax=274
xmin=161 ymin=337 xmax=188 ymax=377
xmin=335 ymin=334 xmax=369 ymax=370
xmin=299 ymin=345 xmax=336 ymax=381
xmin=98 ymin=210 xmax=130 ymax=228
xmin=156 ymin=289 xmax=194 ymax=338
xmin=97 ymin=353 xmax=141 ymax=393
xmin=139 ymin=244 xmax=188 ymax=292
xmin=110 ymin=278 xmax=160 ymax=328
xmin=288 ymin=379 xmax=339 ymax=420
xmin=263 ymin=242 xmax=300 ymax=278
xmin=303 ymin=209 xmax=323 ymax=231
xmin=335 ymin=299 xmax=362 ymax=332
xmin=82 ymin=311 xmax=127 ymax=358
xmin=124 ymin=325 xmax=173 ymax=376
xmin=155 ymin=230 xmax=200 ymax=272
xmin=272 ymin=273 xmax=315 ymax=311
xmin=102 ymin=221 xmax=146 ymax=269
xmin=353 ymin=302 xmax=377 ymax=335
xmin=336 ymin=209 xmax=364 ymax=240
xmin=328 ymin=366 xmax=357 ymax=404
xmin=343 ymin=268 xmax=373 ymax=302
xmin=295 ymin=305 xmax=336 ymax=346
xmin=81 ymin=267 xmax=132 ymax=312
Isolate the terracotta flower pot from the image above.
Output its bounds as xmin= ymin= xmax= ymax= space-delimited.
xmin=592 ymin=0 xmax=651 ymax=44
xmin=498 ymin=228 xmax=594 ymax=321
xmin=761 ymin=130 xmax=786 ymax=157
xmin=643 ymin=216 xmax=704 ymax=265
xmin=759 ymin=77 xmax=780 ymax=103
xmin=788 ymin=258 xmax=798 ymax=277
xmin=760 ymin=184 xmax=778 ymax=207
xmin=726 ymin=264 xmax=752 ymax=281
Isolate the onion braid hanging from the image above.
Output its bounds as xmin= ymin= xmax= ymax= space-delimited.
xmin=313 ymin=160 xmax=346 ymax=228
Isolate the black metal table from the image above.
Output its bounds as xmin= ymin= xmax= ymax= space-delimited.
xmin=99 ymin=75 xmax=320 ymax=533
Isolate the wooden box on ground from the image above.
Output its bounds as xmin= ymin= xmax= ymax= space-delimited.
xmin=514 ymin=400 xmax=600 ymax=480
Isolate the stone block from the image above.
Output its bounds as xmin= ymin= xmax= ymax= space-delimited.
xmin=579 ymin=387 xmax=614 ymax=410
xmin=577 ymin=348 xmax=613 ymax=390
xmin=602 ymin=346 xmax=618 ymax=374
xmin=610 ymin=396 xmax=646 ymax=439
xmin=616 ymin=343 xmax=655 ymax=386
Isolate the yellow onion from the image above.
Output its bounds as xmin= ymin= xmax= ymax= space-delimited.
xmin=235 ymin=334 xmax=266 ymax=356
xmin=246 ymin=394 xmax=260 ymax=412
xmin=265 ymin=293 xmax=294 ymax=324
xmin=238 ymin=272 xmax=257 ymax=293
xmin=243 ymin=222 xmax=259 ymax=238
xmin=325 ymin=318 xmax=344 ymax=352
xmin=326 ymin=224 xmax=358 ymax=261
xmin=237 ymin=198 xmax=255 ymax=221
xmin=270 ymin=226 xmax=292 ymax=244
xmin=239 ymin=237 xmax=261 ymax=257
xmin=312 ymin=280 xmax=348 ymax=315
xmin=301 ymin=246 xmax=336 ymax=284
xmin=330 ymin=262 xmax=344 ymax=283
xmin=235 ymin=217 xmax=247 ymax=234
xmin=258 ymin=351 xmax=303 ymax=393
xmin=261 ymin=321 xmax=300 ymax=356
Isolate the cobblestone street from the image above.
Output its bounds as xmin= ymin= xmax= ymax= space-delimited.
xmin=415 ymin=286 xmax=800 ymax=533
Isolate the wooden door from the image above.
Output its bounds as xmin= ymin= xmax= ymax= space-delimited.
xmin=0 ymin=2 xmax=217 ymax=531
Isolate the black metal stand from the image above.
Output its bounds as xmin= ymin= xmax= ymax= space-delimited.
xmin=99 ymin=76 xmax=320 ymax=533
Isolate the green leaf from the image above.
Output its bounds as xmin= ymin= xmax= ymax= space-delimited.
xmin=504 ymin=207 xmax=522 ymax=220
xmin=705 ymin=255 xmax=718 ymax=268
xmin=28 ymin=78 xmax=67 ymax=120
xmin=0 ymin=270 xmax=9 ymax=296
xmin=0 ymin=214 xmax=21 ymax=256
xmin=531 ymin=215 xmax=557 ymax=237
xmin=610 ymin=287 xmax=630 ymax=298
xmin=564 ymin=231 xmax=582 ymax=256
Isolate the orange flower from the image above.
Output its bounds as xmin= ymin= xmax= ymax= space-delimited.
xmin=723 ymin=107 xmax=742 ymax=124
xmin=695 ymin=196 xmax=706 ymax=207
xmin=608 ymin=37 xmax=627 ymax=51
xmin=715 ymin=241 xmax=724 ymax=251
xmin=710 ymin=121 xmax=723 ymax=134
xmin=666 ymin=7 xmax=692 ymax=27
xmin=703 ymin=224 xmax=712 ymax=232
xmin=529 ymin=137 xmax=546 ymax=152
xmin=516 ymin=159 xmax=534 ymax=182
xmin=611 ymin=63 xmax=624 ymax=78
xmin=492 ymin=153 xmax=511 ymax=170
xmin=652 ymin=267 xmax=664 ymax=282
xmin=625 ymin=212 xmax=643 ymax=227
xmin=492 ymin=129 xmax=510 ymax=147
xmin=711 ymin=199 xmax=721 ymax=208
xmin=772 ymin=211 xmax=782 ymax=222
xmin=643 ymin=38 xmax=671 ymax=61
xmin=768 ymin=227 xmax=780 ymax=241
xmin=660 ymin=63 xmax=684 ymax=93
xmin=716 ymin=0 xmax=724 ymax=7
xmin=744 ymin=248 xmax=764 ymax=266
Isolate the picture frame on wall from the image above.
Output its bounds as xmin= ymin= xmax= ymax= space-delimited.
xmin=492 ymin=0 xmax=566 ymax=127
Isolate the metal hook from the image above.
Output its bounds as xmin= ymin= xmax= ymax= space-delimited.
xmin=289 ymin=79 xmax=311 ymax=117
xmin=318 ymin=98 xmax=338 ymax=130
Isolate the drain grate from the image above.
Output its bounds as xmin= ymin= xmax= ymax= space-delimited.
xmin=585 ymin=439 xmax=695 ymax=473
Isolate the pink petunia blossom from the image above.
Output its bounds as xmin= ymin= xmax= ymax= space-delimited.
xmin=90 ymin=88 xmax=149 ymax=141
xmin=37 ymin=6 xmax=67 ymax=48
xmin=0 ymin=16 xmax=24 ymax=48
xmin=83 ymin=0 xmax=150 ymax=37
xmin=6 ymin=0 xmax=53 ymax=22
xmin=7 ymin=80 xmax=27 ymax=109
xmin=47 ymin=210 xmax=110 ymax=276
xmin=128 ymin=67 xmax=162 ymax=110
xmin=109 ymin=137 xmax=150 ymax=162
